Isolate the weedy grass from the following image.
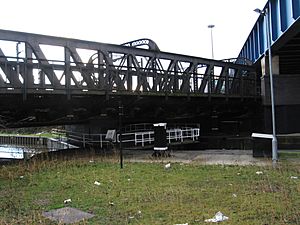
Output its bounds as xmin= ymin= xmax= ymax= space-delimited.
xmin=0 ymin=155 xmax=299 ymax=225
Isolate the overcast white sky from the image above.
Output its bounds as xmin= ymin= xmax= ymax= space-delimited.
xmin=0 ymin=0 xmax=267 ymax=60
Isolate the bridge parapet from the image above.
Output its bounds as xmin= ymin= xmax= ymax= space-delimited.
xmin=0 ymin=29 xmax=258 ymax=99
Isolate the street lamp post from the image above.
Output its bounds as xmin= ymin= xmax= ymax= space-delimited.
xmin=254 ymin=7 xmax=278 ymax=163
xmin=118 ymin=100 xmax=124 ymax=169
xmin=207 ymin=25 xmax=215 ymax=59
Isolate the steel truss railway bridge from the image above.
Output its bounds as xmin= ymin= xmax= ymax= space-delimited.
xmin=1 ymin=0 xmax=299 ymax=137
xmin=0 ymin=29 xmax=258 ymax=132
xmin=0 ymin=0 xmax=299 ymax=157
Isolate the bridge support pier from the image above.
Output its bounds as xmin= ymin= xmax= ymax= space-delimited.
xmin=261 ymin=74 xmax=300 ymax=134
xmin=260 ymin=54 xmax=300 ymax=134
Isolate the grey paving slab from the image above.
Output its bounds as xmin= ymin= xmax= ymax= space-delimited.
xmin=123 ymin=149 xmax=272 ymax=165
xmin=42 ymin=207 xmax=94 ymax=224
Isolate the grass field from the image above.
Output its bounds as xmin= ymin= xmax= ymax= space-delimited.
xmin=0 ymin=155 xmax=299 ymax=225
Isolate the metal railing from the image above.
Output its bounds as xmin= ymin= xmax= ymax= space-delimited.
xmin=61 ymin=126 xmax=200 ymax=149
xmin=119 ymin=127 xmax=200 ymax=147
xmin=53 ymin=130 xmax=108 ymax=149
xmin=0 ymin=134 xmax=78 ymax=159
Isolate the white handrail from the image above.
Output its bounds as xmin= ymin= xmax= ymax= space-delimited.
xmin=58 ymin=127 xmax=200 ymax=148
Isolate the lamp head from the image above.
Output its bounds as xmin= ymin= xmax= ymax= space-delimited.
xmin=254 ymin=8 xmax=262 ymax=14
xmin=254 ymin=8 xmax=266 ymax=15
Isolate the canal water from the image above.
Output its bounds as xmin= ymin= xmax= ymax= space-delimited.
xmin=0 ymin=145 xmax=42 ymax=160
xmin=0 ymin=139 xmax=77 ymax=160
xmin=0 ymin=145 xmax=25 ymax=159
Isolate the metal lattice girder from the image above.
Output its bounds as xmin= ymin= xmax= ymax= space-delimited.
xmin=0 ymin=29 xmax=257 ymax=98
xmin=239 ymin=0 xmax=300 ymax=74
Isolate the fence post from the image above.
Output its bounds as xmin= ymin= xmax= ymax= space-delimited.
xmin=83 ymin=134 xmax=86 ymax=148
xmin=181 ymin=130 xmax=183 ymax=142
xmin=100 ymin=134 xmax=103 ymax=149
xmin=192 ymin=129 xmax=195 ymax=141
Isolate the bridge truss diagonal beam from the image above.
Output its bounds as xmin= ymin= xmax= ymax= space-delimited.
xmin=0 ymin=29 xmax=257 ymax=99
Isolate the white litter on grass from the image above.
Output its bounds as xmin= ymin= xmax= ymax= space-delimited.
xmin=89 ymin=160 xmax=94 ymax=163
xmin=128 ymin=216 xmax=135 ymax=219
xmin=205 ymin=211 xmax=229 ymax=223
xmin=94 ymin=181 xmax=101 ymax=186
xmin=232 ymin=194 xmax=237 ymax=198
xmin=256 ymin=171 xmax=263 ymax=175
xmin=109 ymin=202 xmax=114 ymax=206
xmin=174 ymin=223 xmax=188 ymax=225
xmin=128 ymin=179 xmax=131 ymax=181
xmin=164 ymin=163 xmax=171 ymax=169
xmin=291 ymin=176 xmax=298 ymax=179
xmin=19 ymin=176 xmax=24 ymax=179
xmin=63 ymin=199 xmax=72 ymax=204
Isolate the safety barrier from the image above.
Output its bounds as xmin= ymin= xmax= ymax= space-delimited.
xmin=120 ymin=127 xmax=200 ymax=147
xmin=61 ymin=126 xmax=200 ymax=149
xmin=0 ymin=134 xmax=77 ymax=159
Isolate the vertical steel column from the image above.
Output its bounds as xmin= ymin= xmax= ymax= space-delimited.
xmin=65 ymin=47 xmax=71 ymax=100
xmin=127 ymin=55 xmax=133 ymax=91
xmin=25 ymin=43 xmax=34 ymax=88
xmin=97 ymin=50 xmax=104 ymax=89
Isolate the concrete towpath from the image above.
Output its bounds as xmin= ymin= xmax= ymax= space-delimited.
xmin=123 ymin=149 xmax=272 ymax=166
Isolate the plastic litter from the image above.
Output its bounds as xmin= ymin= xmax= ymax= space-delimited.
xmin=232 ymin=194 xmax=237 ymax=198
xmin=94 ymin=181 xmax=101 ymax=186
xmin=291 ymin=176 xmax=298 ymax=179
xmin=109 ymin=201 xmax=114 ymax=206
xmin=164 ymin=163 xmax=171 ymax=169
xmin=89 ymin=160 xmax=94 ymax=163
xmin=128 ymin=216 xmax=135 ymax=219
xmin=19 ymin=176 xmax=24 ymax=179
xmin=256 ymin=171 xmax=263 ymax=175
xmin=174 ymin=223 xmax=188 ymax=225
xmin=63 ymin=198 xmax=72 ymax=204
xmin=205 ymin=211 xmax=229 ymax=223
